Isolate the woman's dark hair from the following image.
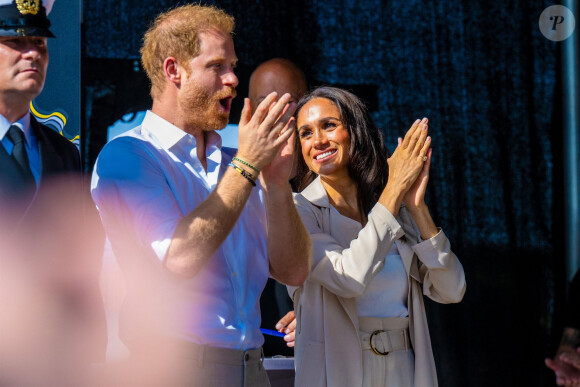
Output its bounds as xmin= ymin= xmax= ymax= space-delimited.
xmin=294 ymin=86 xmax=389 ymax=218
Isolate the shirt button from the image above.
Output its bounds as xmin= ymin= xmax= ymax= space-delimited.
xmin=240 ymin=311 xmax=244 ymax=317
xmin=244 ymin=353 xmax=250 ymax=361
xmin=232 ymin=271 xmax=237 ymax=277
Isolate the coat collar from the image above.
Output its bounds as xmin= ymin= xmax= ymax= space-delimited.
xmin=300 ymin=176 xmax=331 ymax=208
xmin=301 ymin=176 xmax=423 ymax=282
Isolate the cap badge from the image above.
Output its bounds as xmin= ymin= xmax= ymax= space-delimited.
xmin=15 ymin=0 xmax=40 ymax=15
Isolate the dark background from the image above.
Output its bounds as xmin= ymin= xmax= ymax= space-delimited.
xmin=83 ymin=1 xmax=573 ymax=385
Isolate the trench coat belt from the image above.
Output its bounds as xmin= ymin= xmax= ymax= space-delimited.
xmin=360 ymin=328 xmax=410 ymax=355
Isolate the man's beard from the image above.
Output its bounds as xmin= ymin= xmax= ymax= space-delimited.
xmin=179 ymin=83 xmax=236 ymax=132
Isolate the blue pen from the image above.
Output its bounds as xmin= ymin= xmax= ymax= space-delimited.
xmin=260 ymin=328 xmax=286 ymax=338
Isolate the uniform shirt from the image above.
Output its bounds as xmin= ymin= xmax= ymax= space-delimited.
xmin=0 ymin=113 xmax=41 ymax=184
xmin=91 ymin=110 xmax=269 ymax=350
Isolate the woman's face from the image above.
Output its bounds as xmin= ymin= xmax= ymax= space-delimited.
xmin=297 ymin=98 xmax=351 ymax=179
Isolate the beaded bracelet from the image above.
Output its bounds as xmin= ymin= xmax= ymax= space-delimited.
xmin=230 ymin=160 xmax=257 ymax=181
xmin=228 ymin=162 xmax=256 ymax=187
xmin=232 ymin=157 xmax=259 ymax=173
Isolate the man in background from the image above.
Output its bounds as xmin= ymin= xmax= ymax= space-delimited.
xmin=249 ymin=58 xmax=307 ymax=107
xmin=248 ymin=58 xmax=307 ymax=357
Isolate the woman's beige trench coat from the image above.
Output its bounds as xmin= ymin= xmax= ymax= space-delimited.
xmin=289 ymin=177 xmax=466 ymax=387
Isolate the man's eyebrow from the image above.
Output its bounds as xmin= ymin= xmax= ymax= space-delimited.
xmin=207 ymin=54 xmax=238 ymax=61
xmin=206 ymin=56 xmax=226 ymax=62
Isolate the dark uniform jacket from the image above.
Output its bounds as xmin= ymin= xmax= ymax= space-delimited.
xmin=0 ymin=115 xmax=80 ymax=216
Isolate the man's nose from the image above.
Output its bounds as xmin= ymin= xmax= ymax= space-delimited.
xmin=223 ymin=70 xmax=238 ymax=88
xmin=22 ymin=43 xmax=42 ymax=60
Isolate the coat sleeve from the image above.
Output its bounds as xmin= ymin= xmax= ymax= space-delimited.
xmin=412 ymin=229 xmax=466 ymax=303
xmin=295 ymin=194 xmax=405 ymax=298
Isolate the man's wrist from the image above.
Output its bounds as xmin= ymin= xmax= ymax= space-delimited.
xmin=260 ymin=177 xmax=291 ymax=192
xmin=234 ymin=153 xmax=263 ymax=173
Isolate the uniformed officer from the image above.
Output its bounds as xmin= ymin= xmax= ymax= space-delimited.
xmin=0 ymin=0 xmax=80 ymax=211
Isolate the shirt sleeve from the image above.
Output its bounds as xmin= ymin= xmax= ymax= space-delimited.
xmin=295 ymin=194 xmax=405 ymax=298
xmin=91 ymin=137 xmax=182 ymax=262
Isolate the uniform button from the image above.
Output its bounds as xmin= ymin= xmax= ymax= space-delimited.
xmin=232 ymin=271 xmax=237 ymax=277
xmin=244 ymin=353 xmax=250 ymax=361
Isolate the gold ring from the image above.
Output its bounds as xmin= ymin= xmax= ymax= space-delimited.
xmin=422 ymin=156 xmax=427 ymax=162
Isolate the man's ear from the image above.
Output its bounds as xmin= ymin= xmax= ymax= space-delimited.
xmin=163 ymin=57 xmax=181 ymax=86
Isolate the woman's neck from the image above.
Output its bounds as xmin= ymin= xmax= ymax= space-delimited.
xmin=320 ymin=175 xmax=365 ymax=224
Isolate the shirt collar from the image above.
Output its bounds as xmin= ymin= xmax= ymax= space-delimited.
xmin=206 ymin=130 xmax=223 ymax=163
xmin=141 ymin=110 xmax=187 ymax=149
xmin=0 ymin=113 xmax=31 ymax=144
xmin=142 ymin=110 xmax=224 ymax=152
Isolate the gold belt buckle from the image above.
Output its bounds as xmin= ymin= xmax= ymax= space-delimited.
xmin=369 ymin=330 xmax=389 ymax=356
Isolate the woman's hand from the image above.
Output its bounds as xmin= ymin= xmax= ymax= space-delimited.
xmin=379 ymin=118 xmax=430 ymax=216
xmin=393 ymin=120 xmax=439 ymax=240
xmin=402 ymin=141 xmax=432 ymax=210
xmin=387 ymin=118 xmax=431 ymax=195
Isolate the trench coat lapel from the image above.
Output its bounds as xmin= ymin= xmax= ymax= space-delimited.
xmin=300 ymin=177 xmax=362 ymax=333
xmin=397 ymin=207 xmax=423 ymax=283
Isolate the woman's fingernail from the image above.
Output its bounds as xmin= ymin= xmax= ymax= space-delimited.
xmin=275 ymin=323 xmax=282 ymax=330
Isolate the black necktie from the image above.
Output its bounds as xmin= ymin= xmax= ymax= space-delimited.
xmin=6 ymin=125 xmax=35 ymax=187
